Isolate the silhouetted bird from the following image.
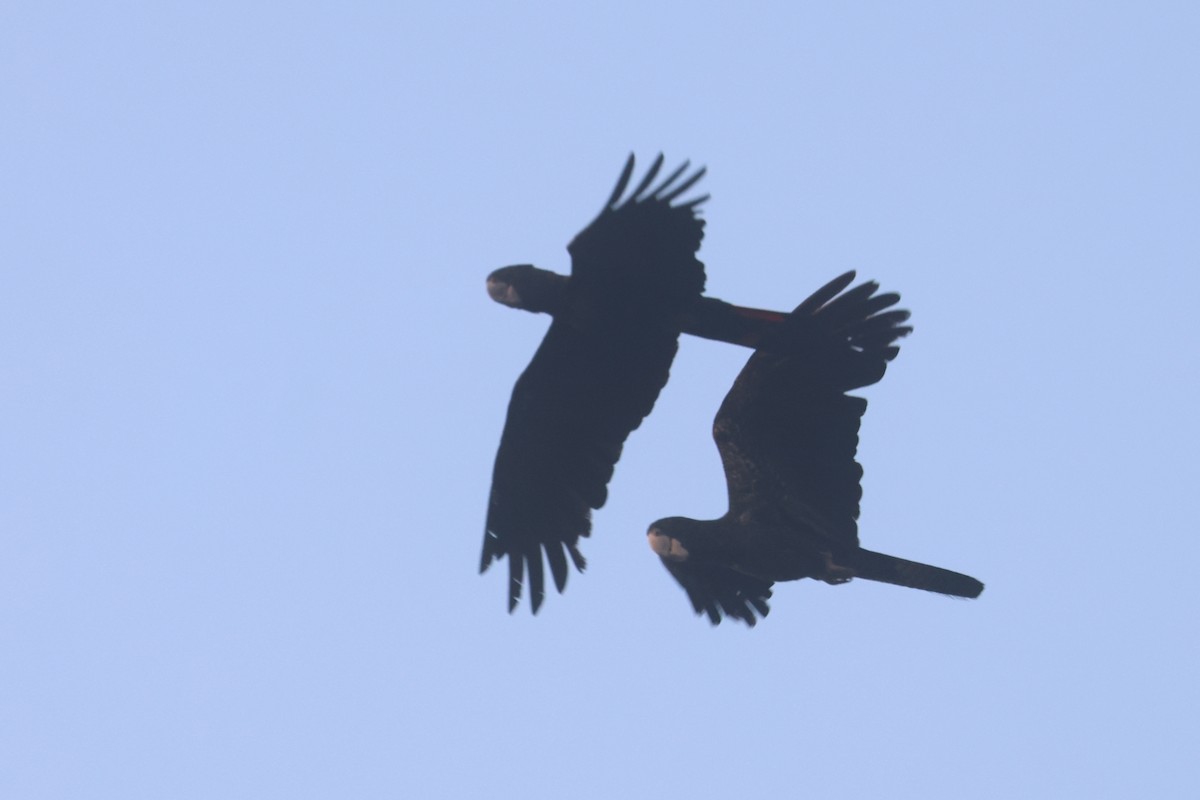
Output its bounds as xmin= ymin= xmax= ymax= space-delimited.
xmin=648 ymin=272 xmax=984 ymax=626
xmin=482 ymin=154 xmax=794 ymax=614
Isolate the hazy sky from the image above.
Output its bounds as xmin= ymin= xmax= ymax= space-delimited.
xmin=3 ymin=2 xmax=1198 ymax=798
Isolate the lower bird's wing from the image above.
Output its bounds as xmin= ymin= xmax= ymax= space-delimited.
xmin=713 ymin=272 xmax=912 ymax=549
xmin=659 ymin=556 xmax=774 ymax=627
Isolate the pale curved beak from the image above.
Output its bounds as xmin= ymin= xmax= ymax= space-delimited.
xmin=647 ymin=529 xmax=689 ymax=561
xmin=487 ymin=275 xmax=521 ymax=307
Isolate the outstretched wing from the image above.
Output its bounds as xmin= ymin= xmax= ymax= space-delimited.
xmin=713 ymin=272 xmax=912 ymax=549
xmin=659 ymin=557 xmax=774 ymax=627
xmin=568 ymin=153 xmax=708 ymax=311
xmin=482 ymin=155 xmax=709 ymax=614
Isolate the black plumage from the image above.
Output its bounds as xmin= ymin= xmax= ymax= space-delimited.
xmin=648 ymin=272 xmax=984 ymax=626
xmin=481 ymin=155 xmax=790 ymax=613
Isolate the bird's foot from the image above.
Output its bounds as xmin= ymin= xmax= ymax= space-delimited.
xmin=819 ymin=553 xmax=855 ymax=585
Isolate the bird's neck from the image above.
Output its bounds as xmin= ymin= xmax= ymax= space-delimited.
xmin=524 ymin=269 xmax=569 ymax=315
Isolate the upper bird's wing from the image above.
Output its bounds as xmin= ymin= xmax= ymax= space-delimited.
xmin=482 ymin=155 xmax=709 ymax=613
xmin=713 ymin=272 xmax=913 ymax=549
xmin=568 ymin=153 xmax=708 ymax=309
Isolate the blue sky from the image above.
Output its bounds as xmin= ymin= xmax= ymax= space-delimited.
xmin=3 ymin=2 xmax=1198 ymax=797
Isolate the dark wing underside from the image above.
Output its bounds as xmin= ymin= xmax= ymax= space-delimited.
xmin=483 ymin=155 xmax=708 ymax=613
xmin=661 ymin=557 xmax=773 ymax=627
xmin=568 ymin=154 xmax=708 ymax=309
xmin=484 ymin=316 xmax=678 ymax=611
xmin=714 ymin=272 xmax=912 ymax=549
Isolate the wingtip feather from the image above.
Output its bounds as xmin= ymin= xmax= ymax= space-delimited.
xmin=627 ymin=153 xmax=666 ymax=202
xmin=795 ymin=271 xmax=857 ymax=314
xmin=604 ymin=154 xmax=637 ymax=208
